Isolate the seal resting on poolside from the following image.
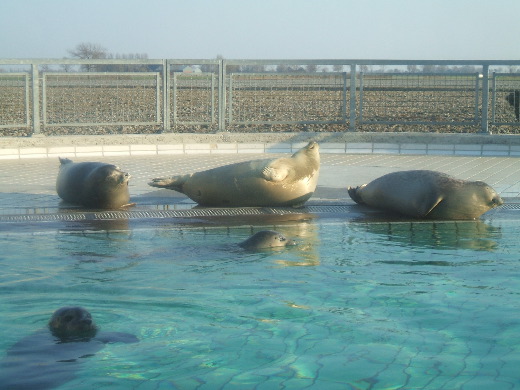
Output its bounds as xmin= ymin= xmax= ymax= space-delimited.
xmin=148 ymin=141 xmax=320 ymax=207
xmin=347 ymin=170 xmax=503 ymax=220
xmin=239 ymin=230 xmax=297 ymax=250
xmin=0 ymin=306 xmax=138 ymax=390
xmin=56 ymin=158 xmax=132 ymax=209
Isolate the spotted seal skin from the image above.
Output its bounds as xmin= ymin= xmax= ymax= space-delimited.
xmin=148 ymin=141 xmax=320 ymax=207
xmin=56 ymin=158 xmax=131 ymax=209
xmin=347 ymin=170 xmax=504 ymax=220
xmin=0 ymin=306 xmax=138 ymax=390
xmin=239 ymin=230 xmax=297 ymax=250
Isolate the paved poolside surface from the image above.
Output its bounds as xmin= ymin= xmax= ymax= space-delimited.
xmin=0 ymin=152 xmax=519 ymax=229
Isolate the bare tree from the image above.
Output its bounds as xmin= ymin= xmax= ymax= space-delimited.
xmin=407 ymin=64 xmax=418 ymax=73
xmin=359 ymin=64 xmax=370 ymax=74
xmin=332 ymin=64 xmax=343 ymax=72
xmin=68 ymin=42 xmax=107 ymax=71
xmin=306 ymin=64 xmax=318 ymax=73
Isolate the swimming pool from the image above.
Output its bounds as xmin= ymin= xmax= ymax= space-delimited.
xmin=0 ymin=215 xmax=518 ymax=389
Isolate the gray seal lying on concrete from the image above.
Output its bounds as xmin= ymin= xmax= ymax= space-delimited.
xmin=56 ymin=158 xmax=131 ymax=209
xmin=0 ymin=306 xmax=138 ymax=390
xmin=148 ymin=141 xmax=320 ymax=207
xmin=347 ymin=170 xmax=504 ymax=220
xmin=239 ymin=230 xmax=297 ymax=250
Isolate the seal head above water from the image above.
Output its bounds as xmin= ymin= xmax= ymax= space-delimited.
xmin=239 ymin=230 xmax=297 ymax=250
xmin=48 ymin=306 xmax=98 ymax=341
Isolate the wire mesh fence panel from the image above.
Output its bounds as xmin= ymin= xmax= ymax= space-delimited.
xmin=171 ymin=72 xmax=217 ymax=127
xmin=359 ymin=73 xmax=480 ymax=125
xmin=42 ymin=73 xmax=161 ymax=126
xmin=3 ymin=59 xmax=520 ymax=136
xmin=227 ymin=73 xmax=348 ymax=125
xmin=491 ymin=73 xmax=520 ymax=125
xmin=0 ymin=73 xmax=29 ymax=128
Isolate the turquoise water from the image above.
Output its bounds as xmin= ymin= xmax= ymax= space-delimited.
xmin=0 ymin=218 xmax=519 ymax=389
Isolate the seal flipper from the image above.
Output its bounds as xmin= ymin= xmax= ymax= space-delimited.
xmin=347 ymin=185 xmax=367 ymax=205
xmin=148 ymin=174 xmax=191 ymax=193
xmin=261 ymin=165 xmax=289 ymax=182
xmin=414 ymin=193 xmax=443 ymax=218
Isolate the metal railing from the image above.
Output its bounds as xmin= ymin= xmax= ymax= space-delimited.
xmin=1 ymin=59 xmax=520 ymax=136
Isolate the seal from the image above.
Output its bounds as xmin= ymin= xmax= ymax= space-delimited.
xmin=148 ymin=141 xmax=320 ymax=207
xmin=239 ymin=230 xmax=297 ymax=250
xmin=347 ymin=170 xmax=504 ymax=220
xmin=48 ymin=306 xmax=98 ymax=340
xmin=56 ymin=158 xmax=132 ymax=209
xmin=0 ymin=306 xmax=138 ymax=390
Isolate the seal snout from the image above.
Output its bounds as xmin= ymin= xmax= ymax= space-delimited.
xmin=493 ymin=195 xmax=504 ymax=207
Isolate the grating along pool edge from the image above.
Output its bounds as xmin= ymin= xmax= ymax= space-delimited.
xmin=0 ymin=203 xmax=518 ymax=224
xmin=0 ymin=205 xmax=342 ymax=223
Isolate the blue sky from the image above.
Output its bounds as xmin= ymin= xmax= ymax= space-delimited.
xmin=1 ymin=0 xmax=519 ymax=60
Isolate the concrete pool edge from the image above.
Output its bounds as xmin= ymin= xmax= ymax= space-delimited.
xmin=2 ymin=132 xmax=520 ymax=159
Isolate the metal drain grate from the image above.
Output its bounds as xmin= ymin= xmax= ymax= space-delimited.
xmin=495 ymin=203 xmax=520 ymax=210
xmin=0 ymin=206 xmax=331 ymax=223
xmin=0 ymin=203 xmax=517 ymax=223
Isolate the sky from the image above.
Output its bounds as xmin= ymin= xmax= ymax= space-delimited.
xmin=1 ymin=0 xmax=519 ymax=60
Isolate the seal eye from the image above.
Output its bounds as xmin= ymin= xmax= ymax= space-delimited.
xmin=63 ymin=315 xmax=74 ymax=323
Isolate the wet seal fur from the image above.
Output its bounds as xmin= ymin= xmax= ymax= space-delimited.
xmin=0 ymin=306 xmax=138 ymax=390
xmin=239 ymin=230 xmax=297 ymax=250
xmin=348 ymin=170 xmax=504 ymax=220
xmin=148 ymin=141 xmax=320 ymax=207
xmin=56 ymin=158 xmax=132 ymax=209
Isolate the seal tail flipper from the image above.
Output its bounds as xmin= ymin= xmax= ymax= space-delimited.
xmin=148 ymin=174 xmax=190 ymax=192
xmin=347 ymin=185 xmax=366 ymax=205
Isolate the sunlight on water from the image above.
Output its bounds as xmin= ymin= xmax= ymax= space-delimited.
xmin=0 ymin=219 xmax=518 ymax=389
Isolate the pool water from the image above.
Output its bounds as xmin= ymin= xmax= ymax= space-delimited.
xmin=0 ymin=217 xmax=519 ymax=389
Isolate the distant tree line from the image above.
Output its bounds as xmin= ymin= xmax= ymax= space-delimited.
xmin=66 ymin=42 xmax=156 ymax=72
xmin=62 ymin=43 xmax=520 ymax=74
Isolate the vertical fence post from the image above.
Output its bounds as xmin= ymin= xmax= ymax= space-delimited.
xmin=228 ymin=73 xmax=233 ymax=125
xmin=481 ymin=64 xmax=490 ymax=133
xmin=359 ymin=72 xmax=364 ymax=124
xmin=348 ymin=64 xmax=357 ymax=131
xmin=211 ymin=73 xmax=215 ymax=125
xmin=172 ymin=72 xmax=177 ymax=127
xmin=31 ymin=63 xmax=40 ymax=135
xmin=341 ymin=71 xmax=347 ymax=122
xmin=491 ymin=72 xmax=497 ymax=124
xmin=218 ymin=59 xmax=226 ymax=131
xmin=162 ymin=59 xmax=170 ymax=132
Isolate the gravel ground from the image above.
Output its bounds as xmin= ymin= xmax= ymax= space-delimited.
xmin=1 ymin=81 xmax=519 ymax=137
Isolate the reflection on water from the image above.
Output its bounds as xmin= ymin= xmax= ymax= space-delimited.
xmin=350 ymin=220 xmax=500 ymax=251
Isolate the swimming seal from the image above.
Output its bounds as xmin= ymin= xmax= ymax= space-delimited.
xmin=239 ymin=230 xmax=297 ymax=250
xmin=0 ymin=306 xmax=138 ymax=390
xmin=56 ymin=158 xmax=131 ymax=209
xmin=347 ymin=170 xmax=503 ymax=220
xmin=148 ymin=141 xmax=320 ymax=207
